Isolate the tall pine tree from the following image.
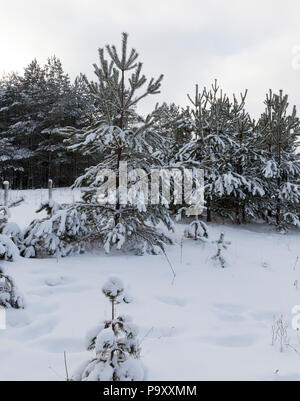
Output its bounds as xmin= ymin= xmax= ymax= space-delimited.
xmin=63 ymin=33 xmax=173 ymax=254
xmin=258 ymin=90 xmax=300 ymax=229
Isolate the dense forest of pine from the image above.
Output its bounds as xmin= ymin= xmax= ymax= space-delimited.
xmin=0 ymin=57 xmax=99 ymax=188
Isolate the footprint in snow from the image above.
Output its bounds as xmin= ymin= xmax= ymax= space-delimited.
xmin=28 ymin=283 xmax=94 ymax=296
xmin=5 ymin=310 xmax=32 ymax=328
xmin=251 ymin=311 xmax=275 ymax=323
xmin=13 ymin=315 xmax=59 ymax=341
xmin=140 ymin=326 xmax=179 ymax=339
xmin=27 ymin=301 xmax=59 ymax=317
xmin=33 ymin=337 xmax=84 ymax=353
xmin=213 ymin=303 xmax=248 ymax=323
xmin=156 ymin=296 xmax=187 ymax=307
xmin=213 ymin=303 xmax=247 ymax=314
xmin=201 ymin=335 xmax=256 ymax=348
xmin=215 ymin=312 xmax=245 ymax=322
xmin=44 ymin=276 xmax=69 ymax=287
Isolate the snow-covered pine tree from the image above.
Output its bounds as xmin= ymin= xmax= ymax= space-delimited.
xmin=155 ymin=102 xmax=193 ymax=164
xmin=176 ymin=82 xmax=235 ymax=222
xmin=73 ymin=277 xmax=144 ymax=381
xmin=38 ymin=56 xmax=97 ymax=186
xmin=0 ymin=58 xmax=94 ymax=189
xmin=184 ymin=219 xmax=209 ymax=241
xmin=0 ymin=73 xmax=33 ymax=186
xmin=0 ymin=232 xmax=19 ymax=261
xmin=258 ymin=90 xmax=300 ymax=230
xmin=153 ymin=103 xmax=195 ymax=218
xmin=226 ymin=109 xmax=266 ymax=224
xmin=0 ymin=266 xmax=24 ymax=308
xmin=214 ymin=100 xmax=268 ymax=224
xmin=0 ymin=183 xmax=22 ymax=261
xmin=22 ymin=199 xmax=88 ymax=258
xmin=176 ymin=81 xmax=266 ymax=224
xmin=62 ymin=33 xmax=173 ymax=255
xmin=211 ymin=232 xmax=231 ymax=268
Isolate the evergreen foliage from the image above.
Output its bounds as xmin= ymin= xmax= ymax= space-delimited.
xmin=0 ymin=267 xmax=24 ymax=308
xmin=22 ymin=200 xmax=87 ymax=258
xmin=257 ymin=90 xmax=300 ymax=230
xmin=73 ymin=277 xmax=144 ymax=381
xmin=184 ymin=219 xmax=209 ymax=241
xmin=0 ymin=57 xmax=96 ymax=188
xmin=211 ymin=232 xmax=231 ymax=268
xmin=0 ymin=35 xmax=299 ymax=235
xmin=61 ymin=33 xmax=173 ymax=254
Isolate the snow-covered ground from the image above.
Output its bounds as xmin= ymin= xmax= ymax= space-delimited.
xmin=1 ymin=188 xmax=300 ymax=381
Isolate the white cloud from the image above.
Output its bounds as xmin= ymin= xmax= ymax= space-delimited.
xmin=1 ymin=0 xmax=300 ymax=117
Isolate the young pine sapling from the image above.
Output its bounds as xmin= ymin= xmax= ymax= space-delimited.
xmin=211 ymin=232 xmax=231 ymax=268
xmin=0 ymin=267 xmax=24 ymax=309
xmin=184 ymin=219 xmax=209 ymax=241
xmin=73 ymin=277 xmax=144 ymax=381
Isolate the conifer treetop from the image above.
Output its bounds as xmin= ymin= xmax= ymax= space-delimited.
xmin=82 ymin=32 xmax=164 ymax=128
xmin=102 ymin=277 xmax=124 ymax=300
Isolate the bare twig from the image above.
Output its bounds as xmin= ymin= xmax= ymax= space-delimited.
xmin=180 ymin=236 xmax=184 ymax=264
xmin=286 ymin=344 xmax=300 ymax=355
xmin=163 ymin=249 xmax=176 ymax=285
xmin=140 ymin=327 xmax=154 ymax=344
xmin=48 ymin=365 xmax=64 ymax=380
xmin=64 ymin=351 xmax=70 ymax=381
xmin=293 ymin=256 xmax=299 ymax=271
xmin=271 ymin=315 xmax=289 ymax=352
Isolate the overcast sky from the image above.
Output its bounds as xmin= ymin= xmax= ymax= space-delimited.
xmin=1 ymin=0 xmax=300 ymax=118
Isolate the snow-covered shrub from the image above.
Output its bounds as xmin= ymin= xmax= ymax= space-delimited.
xmin=271 ymin=315 xmax=289 ymax=352
xmin=101 ymin=218 xmax=173 ymax=256
xmin=22 ymin=200 xmax=88 ymax=258
xmin=0 ymin=205 xmax=22 ymax=260
xmin=72 ymin=204 xmax=173 ymax=256
xmin=102 ymin=277 xmax=124 ymax=303
xmin=0 ymin=234 xmax=19 ymax=261
xmin=211 ymin=232 xmax=231 ymax=268
xmin=2 ymin=222 xmax=24 ymax=250
xmin=61 ymin=33 xmax=174 ymax=256
xmin=0 ymin=267 xmax=24 ymax=308
xmin=73 ymin=277 xmax=144 ymax=381
xmin=184 ymin=219 xmax=209 ymax=241
xmin=0 ymin=205 xmax=9 ymax=227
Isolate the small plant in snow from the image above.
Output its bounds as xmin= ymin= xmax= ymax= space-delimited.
xmin=73 ymin=277 xmax=144 ymax=381
xmin=0 ymin=267 xmax=24 ymax=309
xmin=0 ymin=206 xmax=21 ymax=261
xmin=0 ymin=181 xmax=24 ymax=260
xmin=22 ymin=200 xmax=87 ymax=258
xmin=0 ymin=234 xmax=19 ymax=261
xmin=2 ymin=222 xmax=24 ymax=251
xmin=211 ymin=232 xmax=231 ymax=268
xmin=184 ymin=219 xmax=209 ymax=241
xmin=0 ymin=206 xmax=9 ymax=228
xmin=271 ymin=315 xmax=289 ymax=352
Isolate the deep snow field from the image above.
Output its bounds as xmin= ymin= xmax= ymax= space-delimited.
xmin=1 ymin=188 xmax=300 ymax=381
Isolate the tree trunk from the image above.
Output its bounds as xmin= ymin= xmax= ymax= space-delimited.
xmin=115 ymin=69 xmax=125 ymax=226
xmin=276 ymin=140 xmax=281 ymax=227
xmin=206 ymin=197 xmax=212 ymax=222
